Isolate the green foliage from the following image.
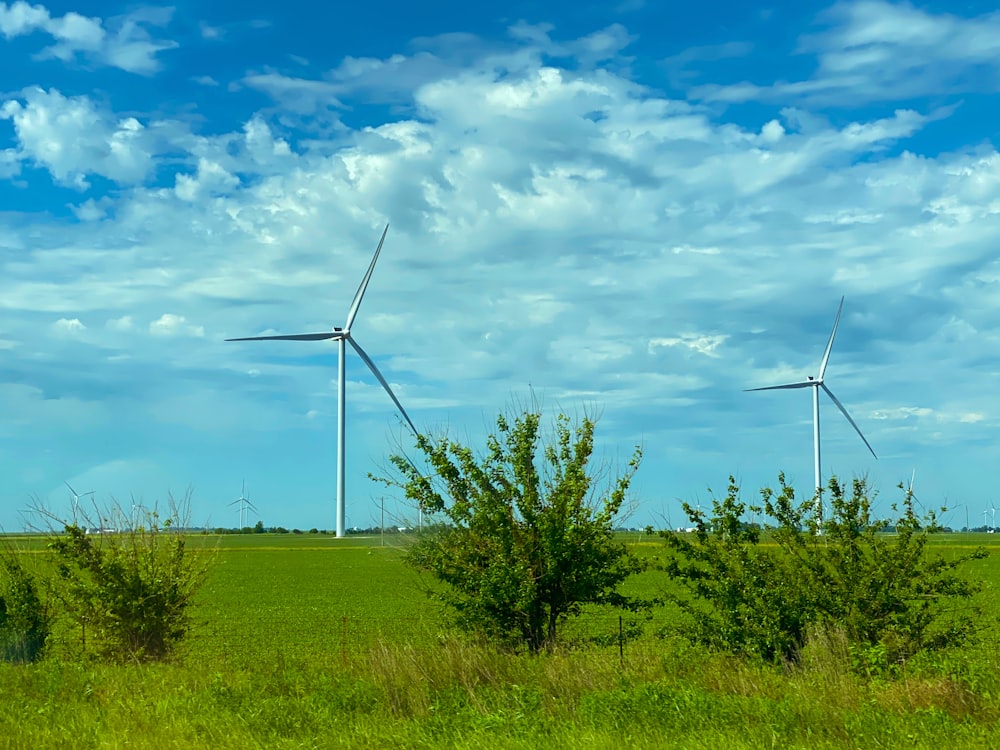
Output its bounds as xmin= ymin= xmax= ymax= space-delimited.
xmin=4 ymin=533 xmax=1000 ymax=747
xmin=0 ymin=555 xmax=49 ymax=663
xmin=662 ymin=474 xmax=986 ymax=670
xmin=375 ymin=408 xmax=646 ymax=652
xmin=46 ymin=499 xmax=211 ymax=662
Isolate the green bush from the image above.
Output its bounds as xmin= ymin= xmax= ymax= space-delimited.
xmin=0 ymin=555 xmax=50 ymax=663
xmin=45 ymin=496 xmax=211 ymax=662
xmin=661 ymin=474 xmax=986 ymax=671
xmin=375 ymin=407 xmax=648 ymax=653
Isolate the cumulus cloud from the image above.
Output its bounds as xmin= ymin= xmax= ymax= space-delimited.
xmin=0 ymin=1 xmax=177 ymax=74
xmin=149 ymin=314 xmax=205 ymax=338
xmin=52 ymin=317 xmax=86 ymax=336
xmin=0 ymin=87 xmax=156 ymax=187
xmin=174 ymin=158 xmax=241 ymax=202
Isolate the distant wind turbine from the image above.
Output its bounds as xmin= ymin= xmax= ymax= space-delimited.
xmin=228 ymin=480 xmax=258 ymax=529
xmin=746 ymin=297 xmax=877 ymax=517
xmin=65 ymin=481 xmax=95 ymax=515
xmin=226 ymin=224 xmax=417 ymax=538
xmin=908 ymin=469 xmax=923 ymax=512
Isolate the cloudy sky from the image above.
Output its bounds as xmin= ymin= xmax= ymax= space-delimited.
xmin=1 ymin=0 xmax=998 ymax=532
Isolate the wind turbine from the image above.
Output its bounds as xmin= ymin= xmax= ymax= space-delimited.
xmin=746 ymin=297 xmax=877 ymax=517
xmin=226 ymin=224 xmax=417 ymax=538
xmin=228 ymin=480 xmax=258 ymax=530
xmin=908 ymin=469 xmax=924 ymax=512
xmin=65 ymin=481 xmax=95 ymax=516
xmin=129 ymin=495 xmax=146 ymax=530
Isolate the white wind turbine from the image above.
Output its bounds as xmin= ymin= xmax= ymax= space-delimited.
xmin=65 ymin=481 xmax=95 ymax=517
xmin=226 ymin=224 xmax=417 ymax=538
xmin=229 ymin=480 xmax=258 ymax=530
xmin=746 ymin=297 xmax=877 ymax=517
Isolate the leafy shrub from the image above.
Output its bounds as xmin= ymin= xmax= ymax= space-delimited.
xmin=375 ymin=407 xmax=648 ymax=653
xmin=0 ymin=556 xmax=50 ymax=663
xmin=662 ymin=474 xmax=986 ymax=671
xmin=44 ymin=495 xmax=211 ymax=662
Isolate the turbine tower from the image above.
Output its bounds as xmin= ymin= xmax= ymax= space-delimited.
xmin=746 ymin=297 xmax=877 ymax=516
xmin=226 ymin=224 xmax=417 ymax=538
xmin=228 ymin=480 xmax=258 ymax=530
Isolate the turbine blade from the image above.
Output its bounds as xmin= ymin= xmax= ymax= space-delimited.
xmin=226 ymin=332 xmax=343 ymax=342
xmin=348 ymin=337 xmax=418 ymax=435
xmin=818 ymin=296 xmax=845 ymax=381
xmin=65 ymin=481 xmax=78 ymax=496
xmin=821 ymin=383 xmax=877 ymax=459
xmin=745 ymin=381 xmax=814 ymax=392
xmin=345 ymin=224 xmax=389 ymax=330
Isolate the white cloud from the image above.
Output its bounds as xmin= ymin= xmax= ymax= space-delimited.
xmin=199 ymin=22 xmax=222 ymax=40
xmin=690 ymin=1 xmax=1000 ymax=106
xmin=0 ymin=87 xmax=156 ymax=187
xmin=71 ymin=197 xmax=113 ymax=221
xmin=958 ymin=413 xmax=985 ymax=424
xmin=649 ymin=334 xmax=728 ymax=357
xmin=174 ymin=158 xmax=240 ymax=201
xmin=106 ymin=315 xmax=133 ymax=331
xmin=2 ymin=11 xmax=1000 ymax=530
xmin=869 ymin=406 xmax=934 ymax=421
xmin=149 ymin=314 xmax=205 ymax=338
xmin=0 ymin=1 xmax=47 ymax=36
xmin=52 ymin=317 xmax=86 ymax=336
xmin=0 ymin=1 xmax=177 ymax=73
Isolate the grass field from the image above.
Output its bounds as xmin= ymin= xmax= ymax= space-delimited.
xmin=2 ymin=531 xmax=1000 ymax=748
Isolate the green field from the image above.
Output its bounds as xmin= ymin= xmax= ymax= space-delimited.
xmin=3 ymin=532 xmax=1000 ymax=748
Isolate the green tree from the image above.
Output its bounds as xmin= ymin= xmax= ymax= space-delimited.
xmin=659 ymin=476 xmax=814 ymax=664
xmin=375 ymin=408 xmax=645 ymax=653
xmin=662 ymin=473 xmax=986 ymax=670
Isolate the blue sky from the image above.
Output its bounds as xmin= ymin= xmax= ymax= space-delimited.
xmin=1 ymin=0 xmax=999 ymax=532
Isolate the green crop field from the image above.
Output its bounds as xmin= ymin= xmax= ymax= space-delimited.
xmin=3 ymin=531 xmax=1000 ymax=749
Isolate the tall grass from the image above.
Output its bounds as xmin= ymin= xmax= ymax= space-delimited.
xmin=2 ymin=533 xmax=1000 ymax=748
xmin=3 ymin=629 xmax=999 ymax=749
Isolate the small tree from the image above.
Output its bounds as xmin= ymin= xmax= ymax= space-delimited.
xmin=41 ymin=493 xmax=211 ymax=662
xmin=662 ymin=474 xmax=986 ymax=670
xmin=659 ymin=476 xmax=815 ymax=664
xmin=375 ymin=408 xmax=645 ymax=653
xmin=0 ymin=555 xmax=50 ymax=663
